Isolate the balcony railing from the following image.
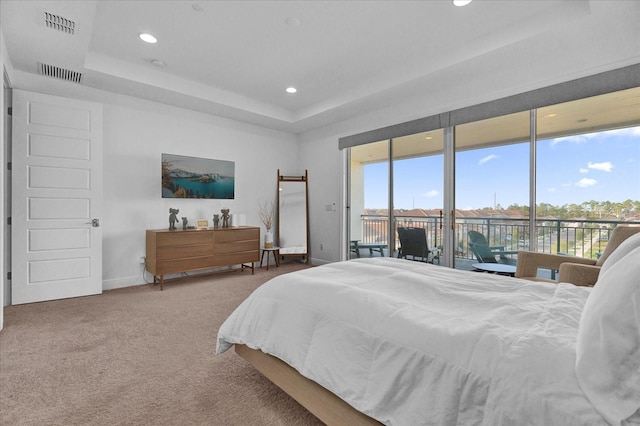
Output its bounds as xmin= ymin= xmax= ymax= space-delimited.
xmin=358 ymin=214 xmax=635 ymax=261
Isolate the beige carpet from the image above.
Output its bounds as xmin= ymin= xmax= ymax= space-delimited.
xmin=0 ymin=263 xmax=323 ymax=426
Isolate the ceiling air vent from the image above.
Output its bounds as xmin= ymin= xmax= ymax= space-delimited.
xmin=43 ymin=11 xmax=75 ymax=34
xmin=38 ymin=62 xmax=83 ymax=84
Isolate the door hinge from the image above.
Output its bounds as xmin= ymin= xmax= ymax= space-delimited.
xmin=7 ymin=217 xmax=11 ymax=225
xmin=7 ymin=162 xmax=11 ymax=171
xmin=7 ymin=272 xmax=11 ymax=280
xmin=7 ymin=107 xmax=12 ymax=116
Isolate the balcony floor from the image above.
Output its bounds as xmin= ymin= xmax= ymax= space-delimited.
xmin=350 ymin=250 xmax=554 ymax=280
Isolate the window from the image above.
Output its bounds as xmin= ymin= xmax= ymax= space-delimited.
xmin=345 ymin=83 xmax=640 ymax=266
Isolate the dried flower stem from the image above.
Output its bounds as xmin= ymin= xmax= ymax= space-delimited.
xmin=258 ymin=201 xmax=274 ymax=230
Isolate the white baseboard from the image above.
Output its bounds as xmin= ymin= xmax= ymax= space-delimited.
xmin=103 ymin=265 xmax=247 ymax=291
xmin=102 ymin=275 xmax=149 ymax=291
xmin=309 ymin=257 xmax=331 ymax=266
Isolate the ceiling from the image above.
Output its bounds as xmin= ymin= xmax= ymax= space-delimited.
xmin=1 ymin=1 xmax=637 ymax=134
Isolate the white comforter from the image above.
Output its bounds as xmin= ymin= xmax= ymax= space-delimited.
xmin=216 ymin=257 xmax=608 ymax=425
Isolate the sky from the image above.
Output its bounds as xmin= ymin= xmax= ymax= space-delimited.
xmin=363 ymin=126 xmax=640 ymax=210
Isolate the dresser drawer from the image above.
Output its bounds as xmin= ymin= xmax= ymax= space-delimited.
xmin=214 ymin=251 xmax=259 ymax=267
xmin=157 ymin=243 xmax=212 ymax=261
xmin=214 ymin=228 xmax=259 ymax=243
xmin=157 ymin=231 xmax=212 ymax=247
xmin=156 ymin=256 xmax=214 ymax=275
xmin=214 ymin=240 xmax=258 ymax=254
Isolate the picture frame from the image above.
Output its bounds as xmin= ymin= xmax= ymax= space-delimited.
xmin=196 ymin=219 xmax=209 ymax=229
xmin=162 ymin=153 xmax=235 ymax=199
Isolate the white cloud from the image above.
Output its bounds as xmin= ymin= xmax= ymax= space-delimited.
xmin=551 ymin=126 xmax=640 ymax=146
xmin=576 ymin=178 xmax=597 ymax=188
xmin=579 ymin=168 xmax=588 ymax=174
xmin=551 ymin=134 xmax=594 ymax=146
xmin=548 ymin=187 xmax=557 ymax=192
xmin=479 ymin=154 xmax=498 ymax=165
xmin=423 ymin=190 xmax=439 ymax=198
xmin=587 ymin=161 xmax=613 ymax=172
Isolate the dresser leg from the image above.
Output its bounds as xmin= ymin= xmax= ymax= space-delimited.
xmin=160 ymin=275 xmax=164 ymax=291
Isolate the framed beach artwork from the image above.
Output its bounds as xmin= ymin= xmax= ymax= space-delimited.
xmin=162 ymin=153 xmax=235 ymax=199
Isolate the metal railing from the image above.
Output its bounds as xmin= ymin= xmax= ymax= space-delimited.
xmin=357 ymin=214 xmax=634 ymax=261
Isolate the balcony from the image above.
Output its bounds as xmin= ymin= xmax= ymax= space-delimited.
xmin=355 ymin=214 xmax=636 ymax=270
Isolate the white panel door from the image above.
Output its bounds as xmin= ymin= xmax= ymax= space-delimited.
xmin=11 ymin=90 xmax=103 ymax=304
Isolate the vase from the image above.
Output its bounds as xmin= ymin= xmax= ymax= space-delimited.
xmin=265 ymin=230 xmax=274 ymax=248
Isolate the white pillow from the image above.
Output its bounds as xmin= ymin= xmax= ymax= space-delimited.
xmin=576 ymin=245 xmax=640 ymax=425
xmin=599 ymin=231 xmax=640 ymax=277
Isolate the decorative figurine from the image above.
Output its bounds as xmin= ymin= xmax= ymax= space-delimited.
xmin=221 ymin=208 xmax=230 ymax=228
xmin=169 ymin=208 xmax=179 ymax=230
xmin=181 ymin=217 xmax=188 ymax=230
xmin=213 ymin=214 xmax=220 ymax=229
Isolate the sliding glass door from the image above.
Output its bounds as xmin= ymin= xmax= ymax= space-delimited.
xmin=348 ymin=140 xmax=389 ymax=259
xmin=392 ymin=131 xmax=445 ymax=260
xmin=348 ymin=132 xmax=445 ymax=263
xmin=346 ymin=86 xmax=640 ymax=267
xmin=534 ymin=88 xmax=640 ymax=258
xmin=454 ymin=112 xmax=530 ymax=269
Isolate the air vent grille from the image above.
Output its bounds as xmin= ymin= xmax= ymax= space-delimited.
xmin=44 ymin=11 xmax=75 ymax=34
xmin=38 ymin=63 xmax=83 ymax=84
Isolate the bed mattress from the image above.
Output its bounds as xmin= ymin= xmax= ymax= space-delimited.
xmin=217 ymin=257 xmax=611 ymax=425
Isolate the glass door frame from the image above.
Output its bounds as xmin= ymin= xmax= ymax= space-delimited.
xmin=340 ymin=66 xmax=639 ymax=264
xmin=345 ymin=135 xmax=452 ymax=264
xmin=442 ymin=127 xmax=455 ymax=267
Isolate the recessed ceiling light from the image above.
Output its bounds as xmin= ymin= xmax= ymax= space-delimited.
xmin=424 ymin=135 xmax=433 ymax=140
xmin=453 ymin=0 xmax=472 ymax=6
xmin=286 ymin=87 xmax=297 ymax=94
xmin=139 ymin=33 xmax=157 ymax=44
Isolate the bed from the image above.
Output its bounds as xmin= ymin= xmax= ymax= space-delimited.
xmin=217 ymin=239 xmax=640 ymax=425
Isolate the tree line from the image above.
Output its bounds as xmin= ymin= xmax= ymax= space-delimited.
xmin=500 ymin=199 xmax=640 ymax=220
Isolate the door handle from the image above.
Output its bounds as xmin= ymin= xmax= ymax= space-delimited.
xmin=86 ymin=218 xmax=100 ymax=227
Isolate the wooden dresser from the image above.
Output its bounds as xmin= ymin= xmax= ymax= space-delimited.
xmin=146 ymin=226 xmax=260 ymax=290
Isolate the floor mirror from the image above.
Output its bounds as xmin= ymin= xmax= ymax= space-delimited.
xmin=277 ymin=170 xmax=309 ymax=264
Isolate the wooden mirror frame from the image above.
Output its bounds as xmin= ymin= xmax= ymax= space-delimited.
xmin=276 ymin=169 xmax=310 ymax=264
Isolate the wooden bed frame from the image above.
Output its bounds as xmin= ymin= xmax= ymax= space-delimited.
xmin=235 ymin=344 xmax=381 ymax=425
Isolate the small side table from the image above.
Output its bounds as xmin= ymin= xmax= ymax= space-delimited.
xmin=260 ymin=247 xmax=280 ymax=270
xmin=472 ymin=263 xmax=516 ymax=277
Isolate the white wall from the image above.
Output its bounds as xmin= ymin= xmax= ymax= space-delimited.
xmin=100 ymin=101 xmax=298 ymax=289
xmin=4 ymin=71 xmax=298 ymax=297
xmin=298 ymin=130 xmax=345 ymax=264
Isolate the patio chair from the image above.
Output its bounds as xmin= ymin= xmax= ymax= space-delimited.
xmin=467 ymin=230 xmax=519 ymax=264
xmin=515 ymin=225 xmax=640 ymax=286
xmin=350 ymin=240 xmax=360 ymax=258
xmin=397 ymin=227 xmax=440 ymax=264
